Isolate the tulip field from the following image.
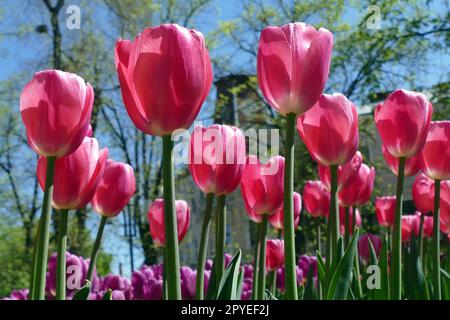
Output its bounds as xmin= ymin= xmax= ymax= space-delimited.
xmin=0 ymin=1 xmax=449 ymax=305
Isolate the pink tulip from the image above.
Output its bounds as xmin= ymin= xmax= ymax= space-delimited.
xmin=374 ymin=89 xmax=432 ymax=158
xmin=37 ymin=137 xmax=108 ymax=210
xmin=412 ymin=212 xmax=433 ymax=238
xmin=257 ymin=22 xmax=333 ymax=116
xmin=115 ymin=24 xmax=212 ymax=136
xmin=269 ymin=192 xmax=302 ymax=230
xmin=412 ymin=173 xmax=434 ymax=214
xmin=188 ymin=125 xmax=246 ymax=195
xmin=91 ymin=160 xmax=136 ymax=217
xmin=243 ymin=195 xmax=263 ymax=224
xmin=358 ymin=233 xmax=382 ymax=264
xmin=339 ymin=206 xmax=361 ymax=235
xmin=318 ymin=151 xmax=363 ymax=191
xmin=297 ymin=93 xmax=359 ymax=166
xmin=240 ymin=155 xmax=285 ymax=215
xmin=375 ymin=196 xmax=396 ymax=228
xmin=420 ymin=121 xmax=450 ymax=180
xmin=338 ymin=163 xmax=375 ymax=207
xmin=401 ymin=215 xmax=416 ymax=242
xmin=266 ymin=239 xmax=285 ymax=271
xmin=20 ymin=70 xmax=93 ymax=157
xmin=303 ymin=180 xmax=330 ymax=218
xmin=147 ymin=199 xmax=190 ymax=247
xmin=381 ymin=145 xmax=420 ymax=177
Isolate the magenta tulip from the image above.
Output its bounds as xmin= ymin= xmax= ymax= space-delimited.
xmin=302 ymin=180 xmax=330 ymax=218
xmin=147 ymin=199 xmax=190 ymax=247
xmin=188 ymin=125 xmax=246 ymax=195
xmin=266 ymin=239 xmax=285 ymax=272
xmin=114 ymin=24 xmax=212 ymax=136
xmin=269 ymin=192 xmax=302 ymax=230
xmin=20 ymin=69 xmax=93 ymax=158
xmin=339 ymin=206 xmax=361 ymax=235
xmin=257 ymin=22 xmax=333 ymax=116
xmin=420 ymin=121 xmax=450 ymax=180
xmin=37 ymin=137 xmax=108 ymax=210
xmin=401 ymin=215 xmax=416 ymax=242
xmin=358 ymin=234 xmax=382 ymax=264
xmin=297 ymin=93 xmax=359 ymax=166
xmin=374 ymin=89 xmax=432 ymax=158
xmin=338 ymin=163 xmax=375 ymax=207
xmin=375 ymin=196 xmax=396 ymax=228
xmin=318 ymin=151 xmax=363 ymax=191
xmin=91 ymin=160 xmax=136 ymax=217
xmin=412 ymin=173 xmax=434 ymax=214
xmin=240 ymin=155 xmax=285 ymax=215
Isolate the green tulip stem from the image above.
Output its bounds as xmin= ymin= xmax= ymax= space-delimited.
xmin=283 ymin=112 xmax=298 ymax=300
xmin=56 ymin=209 xmax=69 ymax=300
xmin=86 ymin=215 xmax=108 ymax=283
xmin=162 ymin=134 xmax=181 ymax=300
xmin=32 ymin=155 xmax=56 ymax=300
xmin=195 ymin=193 xmax=214 ymax=300
xmin=215 ymin=194 xmax=227 ymax=281
xmin=251 ymin=222 xmax=261 ymax=300
xmin=257 ymin=214 xmax=268 ymax=300
xmin=329 ymin=165 xmax=339 ymax=268
xmin=432 ymin=179 xmax=441 ymax=300
xmin=391 ymin=156 xmax=406 ymax=300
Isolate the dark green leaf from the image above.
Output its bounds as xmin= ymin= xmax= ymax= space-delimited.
xmin=103 ymin=289 xmax=112 ymax=300
xmin=72 ymin=280 xmax=91 ymax=300
xmin=217 ymin=250 xmax=242 ymax=300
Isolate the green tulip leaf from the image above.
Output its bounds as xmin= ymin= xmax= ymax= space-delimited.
xmin=72 ymin=280 xmax=91 ymax=300
xmin=103 ymin=289 xmax=112 ymax=300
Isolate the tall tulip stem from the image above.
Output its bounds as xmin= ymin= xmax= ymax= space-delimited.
xmin=195 ymin=193 xmax=214 ymax=300
xmin=283 ymin=112 xmax=297 ymax=300
xmin=162 ymin=135 xmax=181 ymax=300
xmin=418 ymin=213 xmax=425 ymax=266
xmin=215 ymin=194 xmax=227 ymax=281
xmin=257 ymin=214 xmax=268 ymax=300
xmin=344 ymin=207 xmax=350 ymax=248
xmin=56 ymin=209 xmax=69 ymax=300
xmin=32 ymin=155 xmax=56 ymax=300
xmin=251 ymin=223 xmax=261 ymax=300
xmin=432 ymin=179 xmax=441 ymax=300
xmin=268 ymin=270 xmax=277 ymax=296
xmin=330 ymin=165 xmax=339 ymax=266
xmin=87 ymin=215 xmax=108 ymax=283
xmin=391 ymin=156 xmax=405 ymax=300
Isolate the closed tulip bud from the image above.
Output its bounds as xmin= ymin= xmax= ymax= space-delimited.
xmin=318 ymin=151 xmax=363 ymax=191
xmin=401 ymin=215 xmax=416 ymax=242
xmin=412 ymin=212 xmax=434 ymax=238
xmin=339 ymin=163 xmax=375 ymax=207
xmin=20 ymin=69 xmax=94 ymax=157
xmin=257 ymin=22 xmax=333 ymax=116
xmin=36 ymin=137 xmax=108 ymax=210
xmin=269 ymin=192 xmax=302 ymax=230
xmin=420 ymin=121 xmax=450 ymax=180
xmin=91 ymin=160 xmax=136 ymax=217
xmin=374 ymin=89 xmax=432 ymax=158
xmin=375 ymin=196 xmax=396 ymax=228
xmin=115 ymin=24 xmax=212 ymax=136
xmin=382 ymin=145 xmax=420 ymax=176
xmin=240 ymin=155 xmax=285 ymax=215
xmin=358 ymin=233 xmax=382 ymax=264
xmin=412 ymin=173 xmax=434 ymax=214
xmin=147 ymin=199 xmax=190 ymax=247
xmin=188 ymin=125 xmax=246 ymax=195
xmin=266 ymin=239 xmax=285 ymax=272
xmin=303 ymin=180 xmax=330 ymax=218
xmin=297 ymin=93 xmax=359 ymax=166
xmin=339 ymin=206 xmax=361 ymax=235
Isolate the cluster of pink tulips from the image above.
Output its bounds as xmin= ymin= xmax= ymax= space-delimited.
xmin=18 ymin=21 xmax=449 ymax=301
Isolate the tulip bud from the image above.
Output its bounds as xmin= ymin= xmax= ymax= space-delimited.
xmin=20 ymin=69 xmax=94 ymax=157
xmin=297 ymin=93 xmax=359 ymax=166
xmin=375 ymin=196 xmax=396 ymax=228
xmin=318 ymin=151 xmax=363 ymax=191
xmin=147 ymin=199 xmax=190 ymax=247
xmin=412 ymin=173 xmax=434 ymax=214
xmin=303 ymin=180 xmax=330 ymax=218
xmin=420 ymin=121 xmax=450 ymax=180
xmin=266 ymin=239 xmax=285 ymax=272
xmin=338 ymin=163 xmax=375 ymax=207
xmin=115 ymin=24 xmax=213 ymax=136
xmin=37 ymin=137 xmax=108 ymax=210
xmin=358 ymin=234 xmax=382 ymax=264
xmin=188 ymin=125 xmax=246 ymax=195
xmin=374 ymin=89 xmax=432 ymax=159
xmin=257 ymin=22 xmax=333 ymax=116
xmin=91 ymin=159 xmax=136 ymax=217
